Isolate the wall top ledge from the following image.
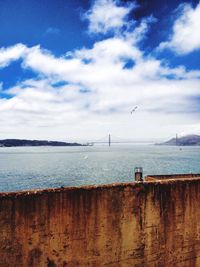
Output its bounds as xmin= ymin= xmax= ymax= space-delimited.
xmin=0 ymin=173 xmax=200 ymax=199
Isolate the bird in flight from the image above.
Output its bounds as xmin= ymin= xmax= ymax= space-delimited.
xmin=131 ymin=106 xmax=138 ymax=114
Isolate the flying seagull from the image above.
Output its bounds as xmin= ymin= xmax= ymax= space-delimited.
xmin=131 ymin=106 xmax=138 ymax=114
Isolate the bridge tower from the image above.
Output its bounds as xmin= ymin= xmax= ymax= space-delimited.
xmin=109 ymin=134 xmax=111 ymax=147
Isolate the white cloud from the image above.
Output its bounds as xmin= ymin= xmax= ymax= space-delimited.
xmin=85 ymin=0 xmax=135 ymax=34
xmin=0 ymin=44 xmax=27 ymax=68
xmin=158 ymin=3 xmax=200 ymax=54
xmin=22 ymin=45 xmax=85 ymax=81
xmin=1 ymin=38 xmax=200 ymax=140
xmin=1 ymin=0 xmax=200 ymax=140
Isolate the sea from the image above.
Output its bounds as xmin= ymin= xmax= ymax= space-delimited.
xmin=0 ymin=144 xmax=200 ymax=192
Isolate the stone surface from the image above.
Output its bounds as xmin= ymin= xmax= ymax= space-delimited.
xmin=1 ymin=178 xmax=200 ymax=266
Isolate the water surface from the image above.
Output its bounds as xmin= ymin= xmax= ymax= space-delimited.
xmin=0 ymin=145 xmax=200 ymax=192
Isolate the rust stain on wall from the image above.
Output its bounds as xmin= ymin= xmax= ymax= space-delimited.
xmin=1 ymin=178 xmax=200 ymax=266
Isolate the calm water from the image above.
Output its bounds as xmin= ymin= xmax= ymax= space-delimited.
xmin=0 ymin=145 xmax=200 ymax=192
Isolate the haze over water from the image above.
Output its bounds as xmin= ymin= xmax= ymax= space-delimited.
xmin=0 ymin=145 xmax=200 ymax=192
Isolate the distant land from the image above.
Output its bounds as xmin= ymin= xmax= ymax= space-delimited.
xmin=0 ymin=139 xmax=85 ymax=147
xmin=157 ymin=135 xmax=200 ymax=146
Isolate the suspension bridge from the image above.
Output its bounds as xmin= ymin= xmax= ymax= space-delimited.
xmin=84 ymin=134 xmax=150 ymax=146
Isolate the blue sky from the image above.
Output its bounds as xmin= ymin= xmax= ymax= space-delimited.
xmin=0 ymin=1 xmax=90 ymax=52
xmin=0 ymin=0 xmax=200 ymax=141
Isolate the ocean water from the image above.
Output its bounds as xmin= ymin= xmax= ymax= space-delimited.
xmin=0 ymin=144 xmax=200 ymax=192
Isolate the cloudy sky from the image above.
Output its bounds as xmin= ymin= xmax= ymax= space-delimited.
xmin=0 ymin=0 xmax=200 ymax=142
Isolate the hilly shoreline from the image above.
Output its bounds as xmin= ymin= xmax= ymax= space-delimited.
xmin=0 ymin=139 xmax=85 ymax=147
xmin=157 ymin=135 xmax=200 ymax=146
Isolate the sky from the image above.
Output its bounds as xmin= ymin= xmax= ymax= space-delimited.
xmin=0 ymin=0 xmax=200 ymax=142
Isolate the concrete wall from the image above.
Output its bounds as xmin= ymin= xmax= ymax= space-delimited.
xmin=146 ymin=173 xmax=200 ymax=180
xmin=1 ymin=178 xmax=200 ymax=266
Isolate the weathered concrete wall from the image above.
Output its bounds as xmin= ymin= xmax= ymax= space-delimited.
xmin=146 ymin=173 xmax=200 ymax=180
xmin=1 ymin=178 xmax=200 ymax=266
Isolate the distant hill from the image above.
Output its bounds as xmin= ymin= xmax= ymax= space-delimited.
xmin=0 ymin=139 xmax=84 ymax=147
xmin=157 ymin=135 xmax=200 ymax=146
